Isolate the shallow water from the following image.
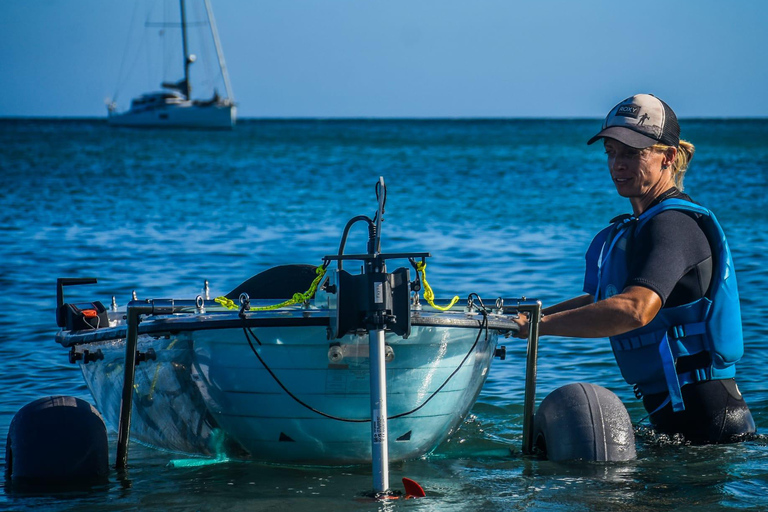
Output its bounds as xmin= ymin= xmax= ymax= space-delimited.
xmin=1 ymin=118 xmax=767 ymax=510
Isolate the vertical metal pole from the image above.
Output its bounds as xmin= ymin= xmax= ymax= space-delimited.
xmin=369 ymin=328 xmax=390 ymax=493
xmin=520 ymin=300 xmax=542 ymax=455
xmin=115 ymin=303 xmax=151 ymax=469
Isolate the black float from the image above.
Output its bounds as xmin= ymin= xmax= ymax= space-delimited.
xmin=5 ymin=396 xmax=109 ymax=487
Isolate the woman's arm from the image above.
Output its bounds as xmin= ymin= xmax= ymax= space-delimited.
xmin=514 ymin=286 xmax=662 ymax=339
xmin=542 ymin=294 xmax=594 ymax=316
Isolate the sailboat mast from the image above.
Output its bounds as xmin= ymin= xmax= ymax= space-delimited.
xmin=204 ymin=0 xmax=234 ymax=101
xmin=179 ymin=0 xmax=191 ymax=98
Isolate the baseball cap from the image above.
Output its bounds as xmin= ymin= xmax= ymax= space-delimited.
xmin=587 ymin=94 xmax=680 ymax=148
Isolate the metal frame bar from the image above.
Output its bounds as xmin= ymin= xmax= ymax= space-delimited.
xmin=518 ymin=300 xmax=542 ymax=455
xmin=115 ymin=300 xmax=176 ymax=469
xmin=116 ymin=304 xmax=150 ymax=468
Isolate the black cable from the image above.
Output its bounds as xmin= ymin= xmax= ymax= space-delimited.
xmin=336 ymin=215 xmax=374 ymax=271
xmin=389 ymin=311 xmax=488 ymax=419
xmin=242 ymin=311 xmax=490 ymax=422
xmin=467 ymin=293 xmax=490 ymax=341
xmin=371 ymin=181 xmax=387 ymax=254
xmin=243 ymin=326 xmax=368 ymax=422
xmin=374 ymin=180 xmax=387 ymax=214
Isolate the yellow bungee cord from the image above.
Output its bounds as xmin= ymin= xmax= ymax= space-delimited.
xmin=414 ymin=260 xmax=460 ymax=311
xmin=214 ymin=266 xmax=328 ymax=311
xmin=215 ymin=262 xmax=460 ymax=313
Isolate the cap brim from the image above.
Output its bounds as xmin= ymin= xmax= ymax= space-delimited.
xmin=587 ymin=126 xmax=658 ymax=149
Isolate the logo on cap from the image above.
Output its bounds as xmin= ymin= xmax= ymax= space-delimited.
xmin=616 ymin=104 xmax=640 ymax=119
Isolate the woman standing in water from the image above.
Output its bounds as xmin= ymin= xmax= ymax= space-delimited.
xmin=514 ymin=94 xmax=756 ymax=443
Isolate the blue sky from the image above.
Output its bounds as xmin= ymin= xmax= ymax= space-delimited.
xmin=1 ymin=0 xmax=767 ymax=118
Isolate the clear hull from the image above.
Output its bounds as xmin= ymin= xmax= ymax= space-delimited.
xmin=78 ymin=323 xmax=497 ymax=464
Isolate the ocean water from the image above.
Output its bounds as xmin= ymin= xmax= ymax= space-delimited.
xmin=1 ymin=118 xmax=767 ymax=511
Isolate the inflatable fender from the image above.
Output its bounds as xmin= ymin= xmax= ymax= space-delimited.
xmin=533 ymin=383 xmax=636 ymax=462
xmin=5 ymin=396 xmax=109 ymax=486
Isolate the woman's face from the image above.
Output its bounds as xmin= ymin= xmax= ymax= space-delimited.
xmin=603 ymin=138 xmax=671 ymax=201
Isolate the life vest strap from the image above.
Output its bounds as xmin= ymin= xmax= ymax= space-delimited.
xmin=669 ymin=322 xmax=707 ymax=341
xmin=659 ymin=334 xmax=685 ymax=412
xmin=613 ymin=320 xmax=708 ymax=353
xmin=658 ymin=332 xmax=717 ymax=413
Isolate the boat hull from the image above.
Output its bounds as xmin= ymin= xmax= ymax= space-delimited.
xmin=107 ymin=102 xmax=235 ymax=129
xmin=76 ymin=322 xmax=497 ymax=464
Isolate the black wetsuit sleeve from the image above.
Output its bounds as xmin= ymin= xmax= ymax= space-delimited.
xmin=626 ymin=210 xmax=712 ymax=307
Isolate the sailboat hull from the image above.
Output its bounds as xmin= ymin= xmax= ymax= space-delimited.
xmin=108 ymin=102 xmax=236 ymax=129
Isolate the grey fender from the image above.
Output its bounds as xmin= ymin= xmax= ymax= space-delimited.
xmin=533 ymin=383 xmax=636 ymax=462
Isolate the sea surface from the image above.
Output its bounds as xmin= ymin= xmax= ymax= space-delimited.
xmin=1 ymin=118 xmax=767 ymax=511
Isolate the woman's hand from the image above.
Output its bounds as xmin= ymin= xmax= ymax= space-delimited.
xmin=512 ymin=312 xmax=530 ymax=339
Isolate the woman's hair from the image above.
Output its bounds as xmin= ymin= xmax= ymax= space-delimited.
xmin=651 ymin=140 xmax=695 ymax=191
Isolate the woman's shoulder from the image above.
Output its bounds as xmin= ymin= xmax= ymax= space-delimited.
xmin=644 ymin=191 xmax=706 ymax=225
xmin=646 ymin=208 xmax=703 ymax=229
xmin=637 ymin=208 xmax=710 ymax=254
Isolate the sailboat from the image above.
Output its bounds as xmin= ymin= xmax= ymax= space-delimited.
xmin=107 ymin=0 xmax=236 ymax=129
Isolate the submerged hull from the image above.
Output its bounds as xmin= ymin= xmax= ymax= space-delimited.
xmin=66 ymin=309 xmax=502 ymax=464
xmin=108 ymin=102 xmax=235 ymax=129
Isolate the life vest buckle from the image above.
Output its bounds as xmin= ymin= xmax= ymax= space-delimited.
xmin=669 ymin=324 xmax=685 ymax=340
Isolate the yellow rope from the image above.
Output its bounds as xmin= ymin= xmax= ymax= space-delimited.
xmin=214 ymin=266 xmax=327 ymax=312
xmin=214 ymin=263 xmax=459 ymax=313
xmin=147 ymin=338 xmax=178 ymax=400
xmin=214 ymin=296 xmax=239 ymax=310
xmin=415 ymin=260 xmax=459 ymax=311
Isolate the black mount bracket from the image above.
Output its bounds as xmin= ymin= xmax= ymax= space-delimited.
xmin=323 ymin=252 xmax=430 ymax=340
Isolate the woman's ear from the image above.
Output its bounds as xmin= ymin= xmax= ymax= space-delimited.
xmin=663 ymin=146 xmax=678 ymax=168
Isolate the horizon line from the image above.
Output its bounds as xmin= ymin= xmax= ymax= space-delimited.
xmin=3 ymin=115 xmax=768 ymax=122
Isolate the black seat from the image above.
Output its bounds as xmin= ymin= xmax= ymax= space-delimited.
xmin=225 ymin=264 xmax=319 ymax=300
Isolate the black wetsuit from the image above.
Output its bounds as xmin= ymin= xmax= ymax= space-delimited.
xmin=626 ymin=188 xmax=755 ymax=443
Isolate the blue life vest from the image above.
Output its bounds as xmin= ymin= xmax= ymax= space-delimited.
xmin=583 ymin=199 xmax=743 ymax=412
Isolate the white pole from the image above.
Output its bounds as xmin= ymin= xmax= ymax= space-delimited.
xmin=369 ymin=328 xmax=389 ymax=493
